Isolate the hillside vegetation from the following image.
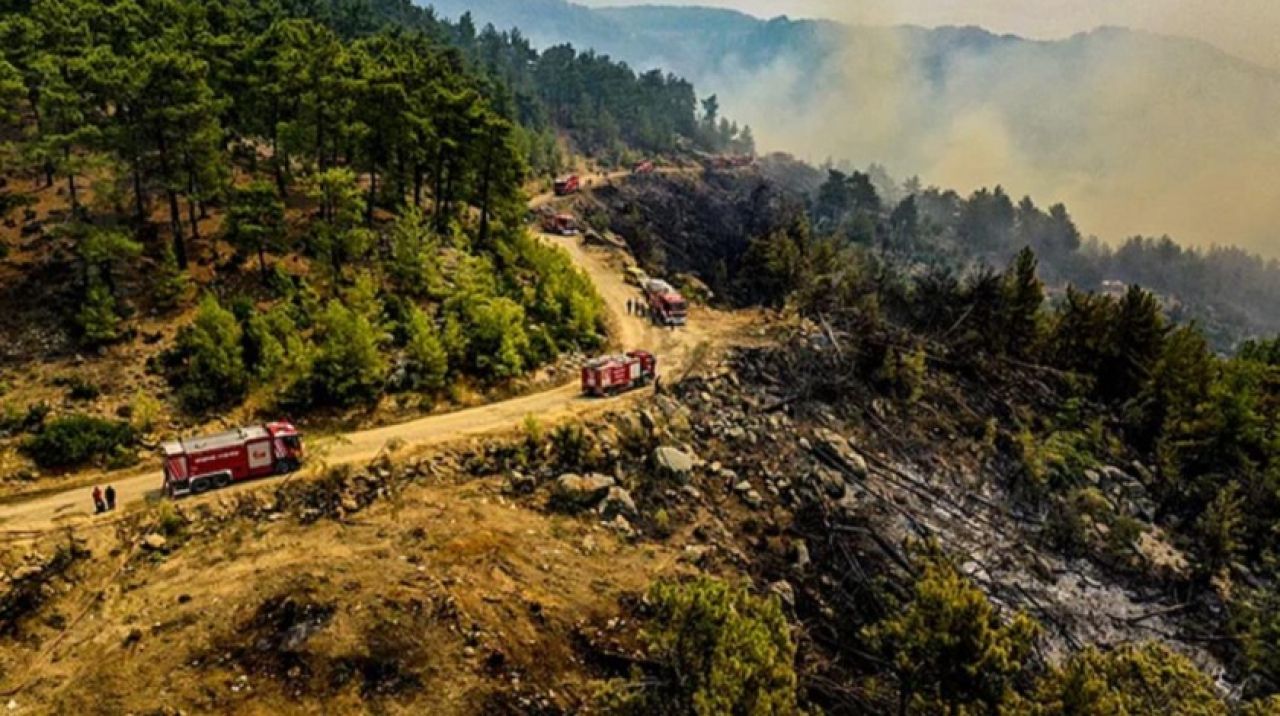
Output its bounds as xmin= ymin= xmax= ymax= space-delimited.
xmin=0 ymin=0 xmax=755 ymax=486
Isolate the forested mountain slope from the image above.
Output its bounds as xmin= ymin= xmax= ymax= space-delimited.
xmin=424 ymin=0 xmax=1280 ymax=340
xmin=0 ymin=0 xmax=734 ymax=488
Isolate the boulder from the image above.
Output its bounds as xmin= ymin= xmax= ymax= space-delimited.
xmin=653 ymin=446 xmax=695 ymax=480
xmin=141 ymin=534 xmax=168 ymax=551
xmin=813 ymin=467 xmax=846 ymax=499
xmin=552 ymin=473 xmax=616 ymax=510
xmin=506 ymin=471 xmax=537 ymax=495
xmin=599 ymin=486 xmax=637 ymax=519
xmin=812 ymin=429 xmax=868 ymax=479
xmin=791 ymin=540 xmax=811 ymax=571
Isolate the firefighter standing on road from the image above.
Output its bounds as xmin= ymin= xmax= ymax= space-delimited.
xmin=91 ymin=486 xmax=105 ymax=514
xmin=105 ymin=485 xmax=117 ymax=511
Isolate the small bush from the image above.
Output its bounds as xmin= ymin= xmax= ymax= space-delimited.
xmin=876 ymin=345 xmax=928 ymax=403
xmin=129 ymin=389 xmax=163 ymax=433
xmin=603 ymin=577 xmax=800 ymax=715
xmin=1022 ymin=643 xmax=1227 ymax=715
xmin=58 ymin=375 xmax=100 ymax=402
xmin=21 ymin=414 xmax=136 ymax=469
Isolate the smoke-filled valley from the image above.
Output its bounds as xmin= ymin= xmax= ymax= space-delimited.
xmin=427 ymin=0 xmax=1280 ymax=261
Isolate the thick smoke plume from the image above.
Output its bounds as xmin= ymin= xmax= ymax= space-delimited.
xmin=683 ymin=10 xmax=1280 ymax=256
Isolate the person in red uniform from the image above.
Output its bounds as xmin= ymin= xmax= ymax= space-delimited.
xmin=91 ymin=485 xmax=105 ymax=514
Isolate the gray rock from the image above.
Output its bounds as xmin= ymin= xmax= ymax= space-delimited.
xmin=792 ymin=540 xmax=811 ymax=571
xmin=599 ymin=486 xmax=637 ymax=519
xmin=768 ymin=580 xmax=796 ymax=608
xmin=813 ymin=429 xmax=868 ymax=479
xmin=814 ymin=468 xmax=846 ymax=499
xmin=609 ymin=515 xmax=636 ymax=538
xmin=141 ymin=534 xmax=168 ymax=551
xmin=552 ymin=473 xmax=616 ymax=510
xmin=742 ymin=490 xmax=764 ymax=509
xmin=506 ymin=471 xmax=537 ymax=495
xmin=733 ymin=480 xmax=753 ymax=494
xmin=654 ymin=446 xmax=695 ymax=480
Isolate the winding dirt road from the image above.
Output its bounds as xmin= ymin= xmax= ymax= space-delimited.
xmin=0 ymin=170 xmax=726 ymax=535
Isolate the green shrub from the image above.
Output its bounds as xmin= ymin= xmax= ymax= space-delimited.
xmin=58 ymin=375 xmax=100 ymax=402
xmin=1015 ymin=428 xmax=1100 ymax=496
xmin=150 ymin=240 xmax=190 ymax=309
xmin=404 ymin=306 xmax=448 ymax=392
xmin=21 ymin=414 xmax=135 ymax=469
xmin=864 ymin=555 xmax=1039 ymax=715
xmin=551 ymin=422 xmax=589 ymax=470
xmin=609 ymin=577 xmax=800 ymax=716
xmin=520 ymin=414 xmax=544 ymax=462
xmin=128 ymin=390 xmax=163 ymax=433
xmin=167 ymin=293 xmax=249 ymax=411
xmin=76 ymin=279 xmax=123 ymax=345
xmin=1022 ymin=643 xmax=1226 ymax=715
xmin=876 ymin=344 xmax=927 ymax=403
xmin=307 ymin=299 xmax=388 ymax=406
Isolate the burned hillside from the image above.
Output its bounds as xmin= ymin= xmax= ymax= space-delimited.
xmin=2 ymin=315 xmax=1274 ymax=712
xmin=580 ymin=170 xmax=804 ymax=305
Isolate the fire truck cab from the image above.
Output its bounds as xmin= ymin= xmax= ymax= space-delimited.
xmin=553 ymin=174 xmax=580 ymax=196
xmin=542 ymin=213 xmax=579 ymax=236
xmin=162 ymin=421 xmax=304 ymax=498
xmin=643 ymin=279 xmax=689 ymax=327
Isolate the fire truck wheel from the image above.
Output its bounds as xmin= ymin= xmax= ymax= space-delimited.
xmin=213 ymin=472 xmax=231 ymax=489
xmin=276 ymin=459 xmax=298 ymax=474
xmin=191 ymin=477 xmax=211 ymax=494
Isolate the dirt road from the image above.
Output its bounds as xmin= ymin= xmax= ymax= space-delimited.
xmin=0 ymin=169 xmax=726 ymax=534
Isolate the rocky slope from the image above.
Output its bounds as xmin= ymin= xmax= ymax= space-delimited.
xmin=0 ymin=324 xmax=1228 ymax=712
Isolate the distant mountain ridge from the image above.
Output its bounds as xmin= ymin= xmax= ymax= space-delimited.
xmin=421 ymin=0 xmax=1280 ymax=258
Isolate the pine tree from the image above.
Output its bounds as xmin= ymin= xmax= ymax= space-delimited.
xmin=864 ymin=555 xmax=1039 ymax=715
xmin=1001 ymin=246 xmax=1045 ymax=358
xmin=405 ymin=305 xmax=448 ymax=392
xmin=310 ymin=299 xmax=388 ymax=406
xmin=226 ymin=180 xmax=286 ymax=280
xmin=171 ymin=293 xmax=248 ymax=410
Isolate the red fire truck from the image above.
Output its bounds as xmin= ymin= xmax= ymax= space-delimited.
xmin=554 ymin=174 xmax=580 ymax=196
xmin=581 ymin=351 xmax=657 ymax=397
xmin=161 ymin=421 xmax=304 ymax=497
xmin=643 ymin=279 xmax=689 ymax=326
xmin=633 ymin=160 xmax=655 ymax=175
xmin=541 ymin=212 xmax=579 ymax=236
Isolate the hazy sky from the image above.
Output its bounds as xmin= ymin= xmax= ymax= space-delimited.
xmin=581 ymin=0 xmax=1280 ymax=70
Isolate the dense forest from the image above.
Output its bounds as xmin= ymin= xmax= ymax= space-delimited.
xmin=0 ymin=0 xmax=741 ymax=449
xmin=818 ymin=166 xmax=1280 ymax=351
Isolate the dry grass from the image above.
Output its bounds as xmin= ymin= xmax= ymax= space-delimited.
xmin=0 ymin=469 xmax=689 ymax=714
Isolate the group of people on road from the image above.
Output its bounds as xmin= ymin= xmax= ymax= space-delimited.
xmin=625 ymin=297 xmax=646 ymax=318
xmin=91 ymin=485 xmax=117 ymax=514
